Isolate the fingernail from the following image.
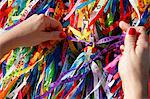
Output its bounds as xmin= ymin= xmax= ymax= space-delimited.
xmin=120 ymin=49 xmax=124 ymax=55
xmin=59 ymin=32 xmax=67 ymax=38
xmin=128 ymin=28 xmax=136 ymax=35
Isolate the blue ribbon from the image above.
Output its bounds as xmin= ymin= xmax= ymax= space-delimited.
xmin=76 ymin=0 xmax=95 ymax=9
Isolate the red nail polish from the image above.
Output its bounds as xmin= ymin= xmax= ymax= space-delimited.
xmin=128 ymin=28 xmax=136 ymax=35
xmin=59 ymin=32 xmax=67 ymax=38
xmin=120 ymin=49 xmax=124 ymax=55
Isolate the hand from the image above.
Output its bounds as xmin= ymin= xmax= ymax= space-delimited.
xmin=118 ymin=21 xmax=149 ymax=99
xmin=0 ymin=14 xmax=66 ymax=58
xmin=5 ymin=14 xmax=66 ymax=47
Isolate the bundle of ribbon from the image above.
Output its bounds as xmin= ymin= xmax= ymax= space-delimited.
xmin=0 ymin=0 xmax=149 ymax=98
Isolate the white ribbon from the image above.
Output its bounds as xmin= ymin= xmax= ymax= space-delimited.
xmin=0 ymin=0 xmax=7 ymax=9
xmin=129 ymin=0 xmax=141 ymax=26
xmin=7 ymin=77 xmax=28 ymax=98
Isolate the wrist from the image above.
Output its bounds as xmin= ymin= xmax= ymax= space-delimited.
xmin=123 ymin=82 xmax=142 ymax=99
xmin=123 ymin=78 xmax=148 ymax=99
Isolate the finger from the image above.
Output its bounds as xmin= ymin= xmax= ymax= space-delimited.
xmin=119 ymin=21 xmax=147 ymax=35
xmin=136 ymin=27 xmax=149 ymax=55
xmin=120 ymin=45 xmax=125 ymax=54
xmin=43 ymin=31 xmax=67 ymax=40
xmin=136 ymin=27 xmax=149 ymax=47
xmin=120 ymin=45 xmax=125 ymax=50
xmin=40 ymin=42 xmax=53 ymax=49
xmin=136 ymin=35 xmax=148 ymax=48
xmin=119 ymin=21 xmax=130 ymax=32
xmin=124 ymin=28 xmax=137 ymax=52
xmin=45 ymin=16 xmax=63 ymax=31
xmin=50 ymin=40 xmax=58 ymax=45
xmin=136 ymin=26 xmax=146 ymax=34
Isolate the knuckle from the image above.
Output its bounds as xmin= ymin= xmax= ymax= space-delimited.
xmin=33 ymin=14 xmax=38 ymax=16
xmin=140 ymin=26 xmax=145 ymax=30
xmin=139 ymin=26 xmax=146 ymax=32
xmin=38 ymin=14 xmax=45 ymax=20
xmin=31 ymin=14 xmax=38 ymax=18
xmin=37 ymin=14 xmax=46 ymax=25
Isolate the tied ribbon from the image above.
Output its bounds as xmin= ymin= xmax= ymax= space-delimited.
xmin=0 ymin=0 xmax=149 ymax=98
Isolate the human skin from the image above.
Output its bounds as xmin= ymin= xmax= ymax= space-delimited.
xmin=119 ymin=21 xmax=149 ymax=99
xmin=0 ymin=14 xmax=66 ymax=59
xmin=0 ymin=14 xmax=149 ymax=99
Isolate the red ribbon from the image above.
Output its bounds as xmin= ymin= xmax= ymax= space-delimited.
xmin=102 ymin=11 xmax=132 ymax=35
xmin=111 ymin=81 xmax=122 ymax=93
xmin=88 ymin=2 xmax=107 ymax=27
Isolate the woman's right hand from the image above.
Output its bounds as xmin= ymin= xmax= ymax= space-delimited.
xmin=118 ymin=21 xmax=149 ymax=99
xmin=0 ymin=14 xmax=66 ymax=59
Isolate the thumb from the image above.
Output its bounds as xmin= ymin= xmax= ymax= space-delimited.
xmin=124 ymin=28 xmax=137 ymax=52
xmin=43 ymin=31 xmax=67 ymax=40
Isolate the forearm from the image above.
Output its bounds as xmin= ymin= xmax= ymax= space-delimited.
xmin=0 ymin=14 xmax=64 ymax=60
xmin=0 ymin=30 xmax=18 ymax=59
